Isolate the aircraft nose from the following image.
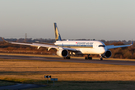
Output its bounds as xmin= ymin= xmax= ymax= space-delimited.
xmin=100 ymin=47 xmax=106 ymax=54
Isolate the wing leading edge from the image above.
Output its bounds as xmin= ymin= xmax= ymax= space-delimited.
xmin=10 ymin=42 xmax=80 ymax=52
xmin=106 ymin=42 xmax=133 ymax=50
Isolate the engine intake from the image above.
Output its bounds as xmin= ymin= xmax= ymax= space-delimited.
xmin=101 ymin=50 xmax=112 ymax=58
xmin=56 ymin=49 xmax=68 ymax=57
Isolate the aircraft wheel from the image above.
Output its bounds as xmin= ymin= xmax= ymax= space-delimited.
xmin=67 ymin=57 xmax=70 ymax=59
xmin=100 ymin=58 xmax=103 ymax=60
xmin=85 ymin=57 xmax=88 ymax=60
xmin=85 ymin=57 xmax=92 ymax=60
xmin=88 ymin=57 xmax=92 ymax=60
xmin=64 ymin=57 xmax=70 ymax=59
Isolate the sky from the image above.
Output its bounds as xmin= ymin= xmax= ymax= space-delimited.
xmin=0 ymin=0 xmax=135 ymax=40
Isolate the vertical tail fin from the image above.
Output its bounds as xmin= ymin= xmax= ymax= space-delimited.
xmin=54 ymin=23 xmax=62 ymax=41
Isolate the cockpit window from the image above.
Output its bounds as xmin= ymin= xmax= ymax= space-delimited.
xmin=99 ymin=45 xmax=105 ymax=47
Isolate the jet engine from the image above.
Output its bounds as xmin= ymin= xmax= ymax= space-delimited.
xmin=101 ymin=50 xmax=112 ymax=58
xmin=56 ymin=49 xmax=69 ymax=57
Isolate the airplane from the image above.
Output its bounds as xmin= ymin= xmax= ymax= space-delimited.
xmin=4 ymin=23 xmax=133 ymax=60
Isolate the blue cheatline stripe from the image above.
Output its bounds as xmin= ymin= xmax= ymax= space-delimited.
xmin=57 ymin=44 xmax=93 ymax=48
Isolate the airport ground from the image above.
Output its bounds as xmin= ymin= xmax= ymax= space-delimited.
xmin=0 ymin=53 xmax=135 ymax=90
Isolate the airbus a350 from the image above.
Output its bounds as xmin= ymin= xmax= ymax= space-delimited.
xmin=6 ymin=23 xmax=133 ymax=60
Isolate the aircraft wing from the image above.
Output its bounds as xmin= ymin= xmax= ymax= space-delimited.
xmin=10 ymin=42 xmax=80 ymax=52
xmin=11 ymin=42 xmax=58 ymax=49
xmin=106 ymin=43 xmax=133 ymax=50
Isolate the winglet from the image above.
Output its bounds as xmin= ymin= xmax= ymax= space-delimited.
xmin=54 ymin=23 xmax=62 ymax=41
xmin=1 ymin=37 xmax=8 ymax=43
xmin=131 ymin=41 xmax=133 ymax=45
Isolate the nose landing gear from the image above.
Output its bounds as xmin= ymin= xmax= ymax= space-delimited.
xmin=100 ymin=57 xmax=103 ymax=60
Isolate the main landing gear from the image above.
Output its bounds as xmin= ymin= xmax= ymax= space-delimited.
xmin=64 ymin=56 xmax=70 ymax=59
xmin=85 ymin=54 xmax=104 ymax=60
xmin=85 ymin=54 xmax=92 ymax=60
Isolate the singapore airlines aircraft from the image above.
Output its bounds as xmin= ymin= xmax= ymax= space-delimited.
xmin=8 ymin=23 xmax=133 ymax=60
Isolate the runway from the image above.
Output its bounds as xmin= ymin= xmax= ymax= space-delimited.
xmin=0 ymin=54 xmax=135 ymax=66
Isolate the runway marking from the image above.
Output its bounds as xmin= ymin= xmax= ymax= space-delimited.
xmin=0 ymin=55 xmax=135 ymax=66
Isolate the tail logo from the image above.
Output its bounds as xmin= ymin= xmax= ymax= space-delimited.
xmin=54 ymin=23 xmax=62 ymax=41
xmin=55 ymin=28 xmax=59 ymax=40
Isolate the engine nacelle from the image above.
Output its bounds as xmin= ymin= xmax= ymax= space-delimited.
xmin=56 ymin=49 xmax=68 ymax=57
xmin=101 ymin=50 xmax=112 ymax=58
